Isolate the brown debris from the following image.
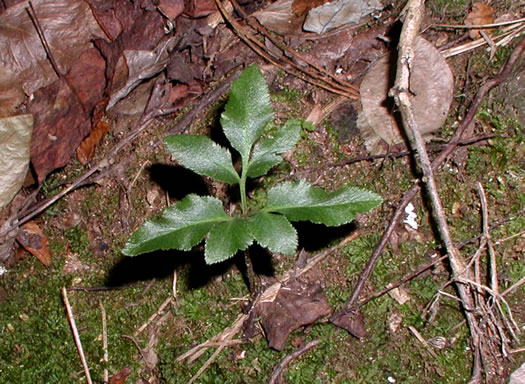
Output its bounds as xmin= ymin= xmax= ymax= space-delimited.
xmin=292 ymin=0 xmax=330 ymax=17
xmin=254 ymin=279 xmax=331 ymax=351
xmin=77 ymin=120 xmax=111 ymax=165
xmin=16 ymin=221 xmax=51 ymax=266
xmin=465 ymin=2 xmax=495 ymax=39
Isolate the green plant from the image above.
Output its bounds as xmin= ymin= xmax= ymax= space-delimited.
xmin=122 ymin=65 xmax=382 ymax=285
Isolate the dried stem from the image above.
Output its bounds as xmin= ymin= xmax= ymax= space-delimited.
xmin=268 ymin=340 xmax=321 ymax=384
xmin=62 ymin=288 xmax=93 ymax=384
xmin=336 ymin=35 xmax=524 ymax=319
xmin=99 ymin=301 xmax=108 ymax=383
xmin=390 ymin=2 xmax=483 ymax=381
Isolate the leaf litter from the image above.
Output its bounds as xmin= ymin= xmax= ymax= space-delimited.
xmin=0 ymin=0 xmax=524 ymax=382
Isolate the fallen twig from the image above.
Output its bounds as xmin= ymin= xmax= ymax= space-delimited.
xmin=440 ymin=20 xmax=525 ymax=57
xmin=267 ymin=340 xmax=321 ymax=384
xmin=331 ymin=3 xmax=524 ymax=382
xmin=391 ymin=2 xmax=483 ymax=381
xmin=62 ymin=287 xmax=93 ymax=384
xmin=134 ymin=296 xmax=173 ymax=337
xmin=335 ymin=33 xmax=524 ymax=317
xmin=99 ymin=301 xmax=109 ymax=384
xmin=215 ymin=0 xmax=359 ymax=99
xmin=286 ymin=133 xmax=500 ymax=179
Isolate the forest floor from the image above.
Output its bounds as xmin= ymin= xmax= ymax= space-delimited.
xmin=0 ymin=0 xmax=524 ymax=383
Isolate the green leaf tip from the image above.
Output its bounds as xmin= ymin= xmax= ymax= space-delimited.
xmin=221 ymin=64 xmax=273 ymax=162
xmin=164 ymin=135 xmax=239 ymax=184
xmin=247 ymin=119 xmax=301 ymax=178
xmin=205 ymin=218 xmax=254 ymax=264
xmin=249 ymin=212 xmax=297 ymax=255
xmin=264 ymin=180 xmax=382 ymax=226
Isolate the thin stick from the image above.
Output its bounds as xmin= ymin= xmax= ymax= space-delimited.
xmin=336 ymin=35 xmax=524 ymax=318
xmin=215 ymin=0 xmax=358 ymax=99
xmin=99 ymin=301 xmax=109 ymax=383
xmin=62 ymin=288 xmax=93 ymax=384
xmin=135 ymin=296 xmax=173 ymax=337
xmin=432 ymin=18 xmax=525 ymax=29
xmin=408 ymin=326 xmax=438 ymax=358
xmin=441 ymin=23 xmax=524 ymax=57
xmin=172 ymin=269 xmax=178 ymax=301
xmin=495 ymin=230 xmax=525 ymax=245
xmin=390 ymin=3 xmax=483 ymax=381
xmin=177 ymin=232 xmax=359 ymax=375
xmin=477 ymin=183 xmax=498 ymax=293
xmin=501 ymin=276 xmax=525 ymax=297
xmin=267 ymin=340 xmax=321 ymax=384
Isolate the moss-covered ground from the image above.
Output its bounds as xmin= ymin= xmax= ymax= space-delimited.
xmin=1 ymin=3 xmax=524 ymax=383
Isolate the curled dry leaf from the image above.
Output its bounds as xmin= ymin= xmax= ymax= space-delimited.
xmin=358 ymin=37 xmax=454 ymax=155
xmin=465 ymin=2 xmax=494 ymax=39
xmin=17 ymin=221 xmax=51 ymax=266
xmin=77 ymin=120 xmax=111 ymax=165
xmin=109 ymin=367 xmax=132 ymax=384
xmin=255 ymin=280 xmax=331 ymax=351
xmin=0 ymin=114 xmax=33 ymax=207
xmin=253 ymin=0 xmax=305 ymax=35
xmin=292 ymin=0 xmax=330 ymax=16
xmin=303 ymin=0 xmax=382 ymax=35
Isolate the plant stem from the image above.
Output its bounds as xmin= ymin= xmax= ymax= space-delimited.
xmin=244 ymin=250 xmax=257 ymax=295
xmin=239 ymin=159 xmax=249 ymax=215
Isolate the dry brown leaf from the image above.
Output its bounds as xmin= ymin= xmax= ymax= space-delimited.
xmin=77 ymin=120 xmax=111 ymax=165
xmin=253 ymin=0 xmax=304 ymax=35
xmin=465 ymin=2 xmax=494 ymax=39
xmin=255 ymin=280 xmax=331 ymax=351
xmin=17 ymin=221 xmax=51 ymax=266
xmin=358 ymin=37 xmax=454 ymax=154
xmin=186 ymin=0 xmax=216 ymax=18
xmin=291 ymin=0 xmax=330 ymax=16
xmin=158 ymin=0 xmax=184 ymax=19
xmin=109 ymin=367 xmax=132 ymax=384
xmin=0 ymin=0 xmax=107 ymax=96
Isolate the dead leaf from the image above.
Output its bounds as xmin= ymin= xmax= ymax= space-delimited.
xmin=253 ymin=0 xmax=304 ymax=35
xmin=330 ymin=309 xmax=367 ymax=338
xmin=0 ymin=114 xmax=33 ymax=207
xmin=305 ymin=104 xmax=323 ymax=126
xmin=109 ymin=367 xmax=132 ymax=384
xmin=255 ymin=280 xmax=331 ymax=351
xmin=186 ymin=0 xmax=217 ymax=18
xmin=157 ymin=0 xmax=184 ymax=20
xmin=465 ymin=2 xmax=494 ymax=39
xmin=0 ymin=0 xmax=107 ymax=96
xmin=17 ymin=221 xmax=51 ymax=266
xmin=388 ymin=311 xmax=403 ymax=334
xmin=388 ymin=286 xmax=411 ymax=305
xmin=0 ymin=67 xmax=25 ymax=118
xmin=77 ymin=120 xmax=111 ymax=165
xmin=28 ymin=76 xmax=100 ymax=182
xmin=303 ymin=0 xmax=382 ymax=34
xmin=291 ymin=0 xmax=330 ymax=16
xmin=107 ymin=36 xmax=178 ymax=110
xmin=358 ymin=37 xmax=454 ymax=155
